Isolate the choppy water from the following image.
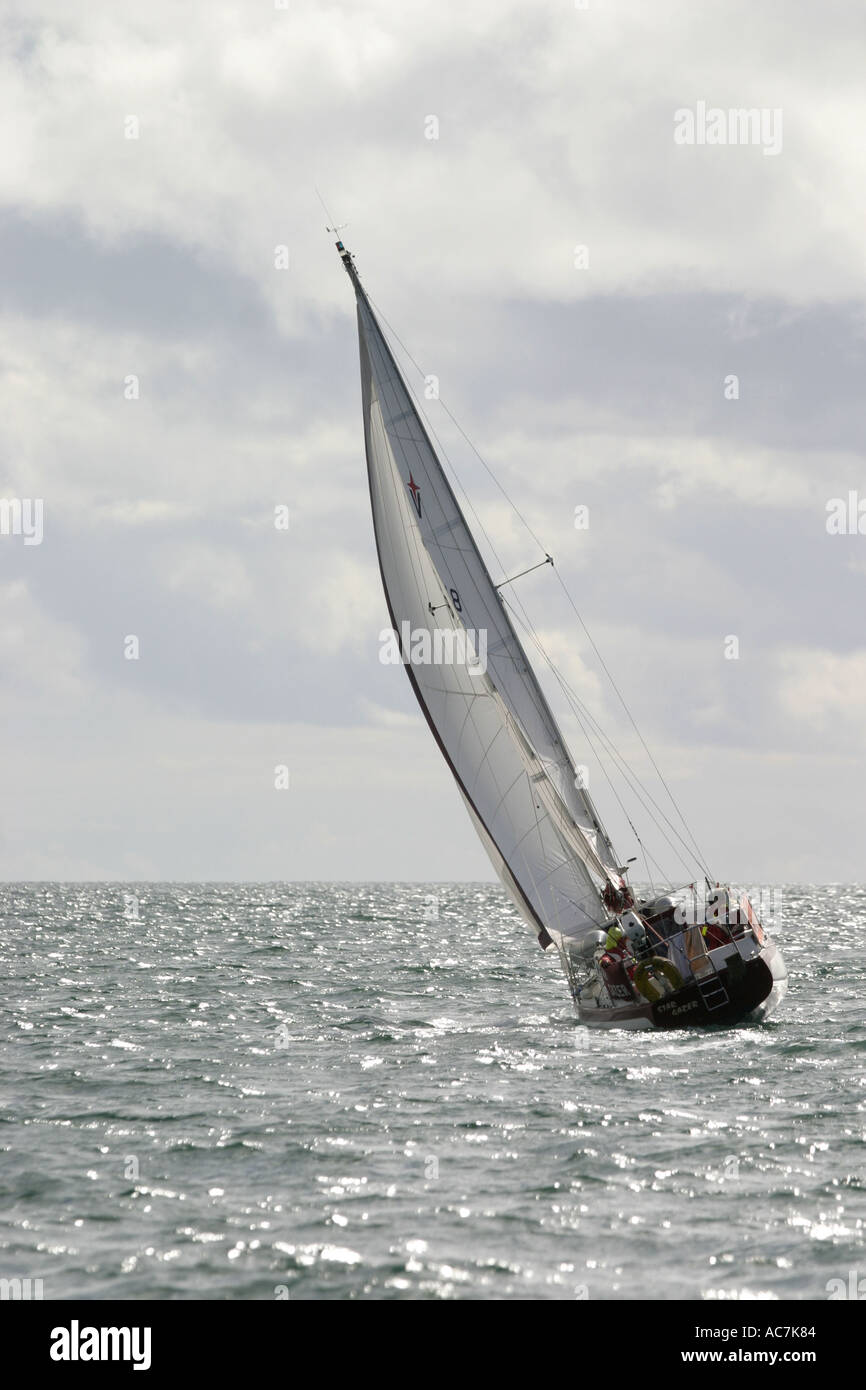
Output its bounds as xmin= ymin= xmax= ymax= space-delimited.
xmin=0 ymin=882 xmax=863 ymax=1301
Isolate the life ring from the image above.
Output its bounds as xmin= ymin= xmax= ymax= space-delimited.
xmin=633 ymin=957 xmax=684 ymax=1002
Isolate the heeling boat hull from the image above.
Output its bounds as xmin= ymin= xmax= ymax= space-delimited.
xmin=576 ymin=939 xmax=787 ymax=1031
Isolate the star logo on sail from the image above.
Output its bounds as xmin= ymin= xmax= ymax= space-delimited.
xmin=407 ymin=473 xmax=422 ymax=518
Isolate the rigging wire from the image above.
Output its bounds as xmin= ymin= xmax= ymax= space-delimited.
xmin=366 ymin=289 xmax=712 ymax=886
xmin=497 ymin=593 xmax=706 ymax=875
xmin=551 ymin=569 xmax=712 ymax=878
xmin=503 ymin=597 xmax=703 ymax=884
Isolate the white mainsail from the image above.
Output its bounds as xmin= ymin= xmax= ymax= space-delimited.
xmin=341 ymin=242 xmax=626 ymax=945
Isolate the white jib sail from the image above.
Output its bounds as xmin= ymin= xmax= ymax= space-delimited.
xmin=344 ymin=246 xmax=623 ymax=944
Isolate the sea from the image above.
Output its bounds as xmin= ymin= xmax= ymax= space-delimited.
xmin=0 ymin=882 xmax=862 ymax=1301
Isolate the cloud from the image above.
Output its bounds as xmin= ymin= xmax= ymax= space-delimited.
xmin=0 ymin=0 xmax=863 ymax=880
xmin=777 ymin=647 xmax=866 ymax=741
xmin=0 ymin=1 xmax=864 ymax=312
xmin=0 ymin=579 xmax=87 ymax=700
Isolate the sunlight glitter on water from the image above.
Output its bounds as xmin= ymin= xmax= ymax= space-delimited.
xmin=0 ymin=881 xmax=863 ymax=1299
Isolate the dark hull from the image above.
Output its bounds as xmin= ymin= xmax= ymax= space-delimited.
xmin=577 ymin=939 xmax=787 ymax=1030
xmin=649 ymin=954 xmax=773 ymax=1029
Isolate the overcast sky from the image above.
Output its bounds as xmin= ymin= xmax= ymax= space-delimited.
xmin=0 ymin=0 xmax=863 ymax=882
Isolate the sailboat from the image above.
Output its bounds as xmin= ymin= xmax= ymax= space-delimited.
xmin=336 ymin=238 xmax=787 ymax=1029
